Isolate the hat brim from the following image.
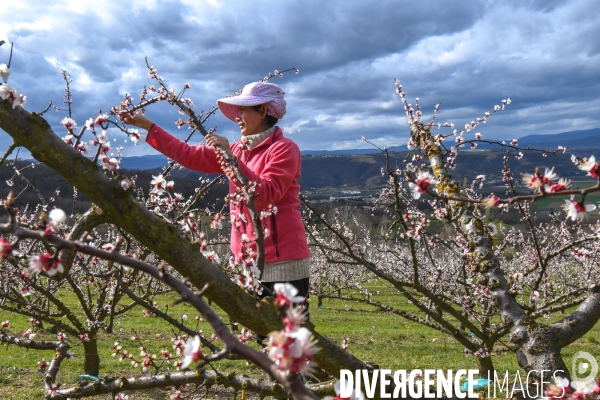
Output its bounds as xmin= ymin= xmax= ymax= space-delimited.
xmin=217 ymin=95 xmax=272 ymax=122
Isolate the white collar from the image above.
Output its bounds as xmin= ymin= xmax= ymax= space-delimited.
xmin=240 ymin=126 xmax=277 ymax=151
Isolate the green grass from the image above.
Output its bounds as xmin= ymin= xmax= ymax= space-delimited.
xmin=1 ymin=281 xmax=599 ymax=399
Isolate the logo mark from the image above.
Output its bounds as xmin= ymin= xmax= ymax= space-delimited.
xmin=571 ymin=351 xmax=598 ymax=386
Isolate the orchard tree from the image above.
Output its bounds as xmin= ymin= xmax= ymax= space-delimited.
xmin=306 ymin=80 xmax=600 ymax=380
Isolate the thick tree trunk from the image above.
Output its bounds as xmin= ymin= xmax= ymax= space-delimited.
xmin=476 ymin=355 xmax=495 ymax=377
xmin=83 ymin=339 xmax=100 ymax=376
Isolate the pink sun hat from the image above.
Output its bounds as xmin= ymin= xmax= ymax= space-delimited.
xmin=217 ymin=82 xmax=286 ymax=122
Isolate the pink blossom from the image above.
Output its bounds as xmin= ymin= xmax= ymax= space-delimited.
xmin=171 ymin=391 xmax=182 ymax=399
xmin=76 ymin=143 xmax=88 ymax=154
xmin=530 ymin=291 xmax=540 ymax=301
xmin=129 ymin=129 xmax=142 ymax=145
xmin=408 ymin=170 xmax=437 ymax=200
xmin=60 ymin=117 xmax=77 ymax=131
xmin=21 ymin=285 xmax=33 ymax=296
xmin=1 ymin=320 xmax=9 ymax=329
xmin=434 ymin=207 xmax=447 ymax=219
xmin=23 ymin=328 xmax=35 ymax=340
xmin=342 ymin=337 xmax=349 ymax=351
xmin=578 ymin=155 xmax=600 ymax=178
xmin=0 ymin=84 xmax=26 ymax=108
xmin=101 ymin=157 xmax=120 ymax=171
xmin=563 ymin=200 xmax=596 ymax=221
xmin=151 ymin=174 xmax=167 ymax=195
xmin=523 ymin=167 xmax=559 ymax=192
xmin=95 ymin=114 xmax=108 ymax=126
xmin=181 ymin=335 xmax=203 ymax=369
xmin=283 ymin=308 xmax=307 ymax=331
xmin=28 ymin=253 xmax=64 ymax=276
xmin=267 ymin=327 xmax=318 ymax=373
xmin=550 ymin=178 xmax=571 ymax=193
xmin=274 ymin=283 xmax=306 ymax=309
xmin=0 ymin=64 xmax=11 ymax=82
xmin=38 ymin=358 xmax=48 ymax=372
xmin=522 ymin=174 xmax=541 ymax=190
xmin=541 ymin=167 xmax=558 ymax=185
xmin=0 ymin=237 xmax=12 ymax=259
xmin=513 ymin=272 xmax=523 ymax=281
xmin=120 ymin=180 xmax=131 ymax=190
xmin=112 ymin=341 xmax=122 ymax=357
xmin=484 ymin=195 xmax=501 ymax=208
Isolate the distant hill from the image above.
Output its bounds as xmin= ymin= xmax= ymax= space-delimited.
xmin=301 ymin=149 xmax=592 ymax=189
xmin=112 ymin=127 xmax=599 ymax=189
xmin=21 ymin=127 xmax=600 ymax=193
xmin=476 ymin=128 xmax=600 ymax=150
xmin=137 ymin=148 xmax=588 ymax=190
xmin=117 ymin=127 xmax=600 ymax=167
xmin=301 ymin=148 xmax=396 ymax=155
xmin=516 ymin=128 xmax=600 ymax=149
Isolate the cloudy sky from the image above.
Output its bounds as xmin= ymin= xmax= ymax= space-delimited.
xmin=1 ymin=0 xmax=599 ymax=157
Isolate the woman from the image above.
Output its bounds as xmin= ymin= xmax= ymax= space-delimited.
xmin=120 ymin=81 xmax=311 ymax=315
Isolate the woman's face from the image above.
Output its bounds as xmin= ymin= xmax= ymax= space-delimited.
xmin=236 ymin=105 xmax=269 ymax=136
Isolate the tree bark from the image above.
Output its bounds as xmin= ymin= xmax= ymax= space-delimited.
xmin=82 ymin=339 xmax=100 ymax=376
xmin=476 ymin=356 xmax=495 ymax=377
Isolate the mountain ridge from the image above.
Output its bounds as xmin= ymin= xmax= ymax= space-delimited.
xmin=119 ymin=127 xmax=600 ymax=169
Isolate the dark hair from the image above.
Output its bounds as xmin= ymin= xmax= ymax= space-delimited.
xmin=253 ymin=104 xmax=278 ymax=127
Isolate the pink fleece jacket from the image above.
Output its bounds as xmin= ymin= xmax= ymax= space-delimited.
xmin=146 ymin=124 xmax=311 ymax=264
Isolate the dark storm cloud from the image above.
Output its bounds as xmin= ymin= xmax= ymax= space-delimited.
xmin=1 ymin=0 xmax=599 ymax=155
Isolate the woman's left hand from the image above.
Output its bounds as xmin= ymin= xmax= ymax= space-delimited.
xmin=205 ymin=133 xmax=232 ymax=156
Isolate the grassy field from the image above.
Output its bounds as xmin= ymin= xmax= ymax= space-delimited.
xmin=1 ymin=280 xmax=599 ymax=399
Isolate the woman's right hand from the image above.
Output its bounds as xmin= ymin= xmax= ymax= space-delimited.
xmin=119 ymin=113 xmax=154 ymax=131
